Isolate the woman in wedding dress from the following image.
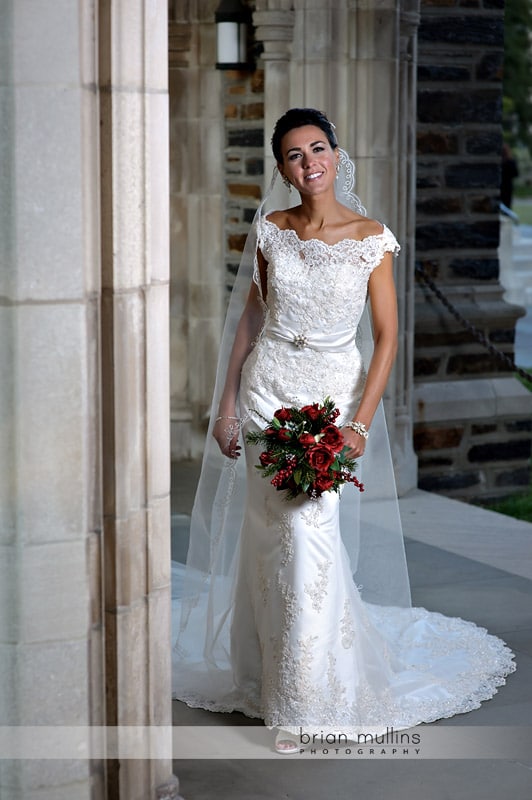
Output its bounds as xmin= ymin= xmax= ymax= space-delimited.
xmin=172 ymin=108 xmax=515 ymax=754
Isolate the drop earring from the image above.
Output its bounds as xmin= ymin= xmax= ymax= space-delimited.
xmin=282 ymin=175 xmax=292 ymax=193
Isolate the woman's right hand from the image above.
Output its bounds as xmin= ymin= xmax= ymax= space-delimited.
xmin=212 ymin=416 xmax=242 ymax=459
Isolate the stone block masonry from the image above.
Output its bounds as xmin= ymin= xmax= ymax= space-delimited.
xmin=414 ymin=406 xmax=532 ymax=502
xmin=416 ymin=3 xmax=506 ymax=295
xmin=414 ymin=0 xmax=531 ymax=501
xmin=222 ymin=69 xmax=265 ymax=297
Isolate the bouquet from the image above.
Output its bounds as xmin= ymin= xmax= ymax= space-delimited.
xmin=245 ymin=397 xmax=364 ymax=500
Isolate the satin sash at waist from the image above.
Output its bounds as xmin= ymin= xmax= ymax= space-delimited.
xmin=263 ymin=320 xmax=358 ymax=353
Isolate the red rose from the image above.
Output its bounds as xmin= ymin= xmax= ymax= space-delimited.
xmin=277 ymin=428 xmax=292 ymax=441
xmin=314 ymin=474 xmax=335 ymax=492
xmin=274 ymin=407 xmax=292 ymax=423
xmin=264 ymin=427 xmax=278 ymax=437
xmin=306 ymin=444 xmax=335 ymax=473
xmin=300 ymin=403 xmax=321 ymax=421
xmin=259 ymin=451 xmax=278 ymax=466
xmin=298 ymin=432 xmax=316 ymax=447
xmin=320 ymin=424 xmax=344 ymax=452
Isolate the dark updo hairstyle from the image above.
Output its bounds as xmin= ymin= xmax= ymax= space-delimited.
xmin=271 ymin=108 xmax=338 ymax=164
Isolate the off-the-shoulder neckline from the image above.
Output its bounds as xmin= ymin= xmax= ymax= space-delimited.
xmin=261 ymin=216 xmax=390 ymax=248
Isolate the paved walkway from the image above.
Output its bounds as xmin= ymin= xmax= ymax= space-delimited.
xmin=171 ymin=463 xmax=532 ymax=800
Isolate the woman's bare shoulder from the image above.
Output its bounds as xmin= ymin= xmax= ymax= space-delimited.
xmin=345 ymin=214 xmax=384 ymax=240
xmin=265 ymin=209 xmax=299 ymax=228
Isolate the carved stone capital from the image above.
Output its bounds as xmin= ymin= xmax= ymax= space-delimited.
xmin=400 ymin=10 xmax=421 ymax=60
xmin=253 ymin=10 xmax=295 ymax=61
xmin=400 ymin=9 xmax=421 ymax=35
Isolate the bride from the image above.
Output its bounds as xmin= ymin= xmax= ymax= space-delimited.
xmin=172 ymin=108 xmax=515 ymax=754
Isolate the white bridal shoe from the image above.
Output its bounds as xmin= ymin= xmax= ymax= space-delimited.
xmin=274 ymin=730 xmax=300 ymax=755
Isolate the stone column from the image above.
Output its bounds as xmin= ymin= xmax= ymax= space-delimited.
xmin=253 ymin=2 xmax=296 ymax=190
xmin=347 ymin=0 xmax=419 ymax=493
xmin=394 ymin=2 xmax=420 ymax=493
xmin=0 ymin=1 xmax=97 ymax=797
xmin=168 ymin=2 xmax=225 ymax=458
xmin=99 ymin=1 xmax=181 ymax=797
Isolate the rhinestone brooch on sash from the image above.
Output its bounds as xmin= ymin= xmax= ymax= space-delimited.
xmin=293 ymin=334 xmax=308 ymax=349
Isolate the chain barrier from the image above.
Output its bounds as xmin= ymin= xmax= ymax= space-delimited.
xmin=414 ymin=263 xmax=532 ymax=384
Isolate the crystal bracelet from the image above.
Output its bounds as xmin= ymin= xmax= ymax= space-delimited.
xmin=344 ymin=420 xmax=369 ymax=440
xmin=215 ymin=415 xmax=241 ymax=423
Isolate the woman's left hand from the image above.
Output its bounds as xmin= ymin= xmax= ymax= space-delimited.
xmin=342 ymin=427 xmax=367 ymax=459
xmin=212 ymin=417 xmax=242 ymax=459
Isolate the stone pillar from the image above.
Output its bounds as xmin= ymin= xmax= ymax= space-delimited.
xmin=221 ymin=68 xmax=265 ymax=292
xmin=394 ymin=2 xmax=421 ymax=493
xmin=350 ymin=0 xmax=419 ymax=493
xmin=99 ymin=1 xmax=181 ymax=797
xmin=0 ymin=1 xmax=97 ymax=796
xmin=253 ymin=3 xmax=296 ymax=190
xmin=168 ymin=2 xmax=225 ymax=458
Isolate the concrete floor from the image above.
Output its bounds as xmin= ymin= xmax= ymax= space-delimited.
xmin=171 ymin=463 xmax=532 ymax=799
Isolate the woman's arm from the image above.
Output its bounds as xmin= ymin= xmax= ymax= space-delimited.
xmin=343 ymin=251 xmax=398 ymax=458
xmin=212 ymin=265 xmax=266 ymax=458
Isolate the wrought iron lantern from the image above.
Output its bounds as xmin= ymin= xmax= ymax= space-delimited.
xmin=215 ymin=0 xmax=252 ymax=70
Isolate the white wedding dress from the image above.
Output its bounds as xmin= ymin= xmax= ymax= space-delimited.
xmin=172 ymin=217 xmax=515 ymax=735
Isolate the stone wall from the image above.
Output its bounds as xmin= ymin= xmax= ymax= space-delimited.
xmin=168 ymin=2 xmax=226 ymax=458
xmin=416 ymin=0 xmax=508 ymax=377
xmin=223 ymin=69 xmax=265 ymax=295
xmin=414 ymin=0 xmax=532 ymax=501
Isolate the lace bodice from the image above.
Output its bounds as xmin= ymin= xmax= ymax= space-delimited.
xmin=256 ymin=217 xmax=400 ymax=335
xmin=239 ymin=217 xmax=402 ymax=415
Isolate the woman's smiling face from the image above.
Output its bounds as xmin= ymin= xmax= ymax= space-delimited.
xmin=279 ymin=124 xmax=339 ymax=196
